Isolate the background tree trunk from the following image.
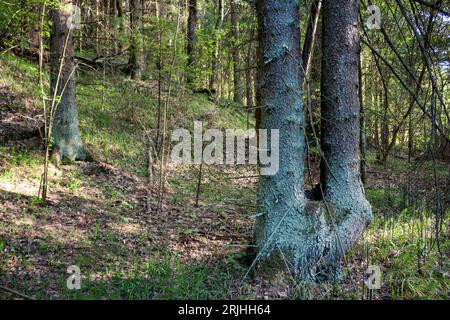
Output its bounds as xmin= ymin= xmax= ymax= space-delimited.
xmin=186 ymin=0 xmax=197 ymax=84
xmin=359 ymin=52 xmax=366 ymax=184
xmin=302 ymin=0 xmax=322 ymax=84
xmin=50 ymin=0 xmax=86 ymax=161
xmin=230 ymin=0 xmax=242 ymax=104
xmin=209 ymin=0 xmax=224 ymax=93
xmin=245 ymin=37 xmax=254 ymax=114
xmin=129 ymin=0 xmax=144 ymax=80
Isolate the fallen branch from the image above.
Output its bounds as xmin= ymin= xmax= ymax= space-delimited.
xmin=0 ymin=286 xmax=35 ymax=300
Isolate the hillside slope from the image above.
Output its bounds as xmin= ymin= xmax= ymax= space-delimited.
xmin=0 ymin=53 xmax=448 ymax=299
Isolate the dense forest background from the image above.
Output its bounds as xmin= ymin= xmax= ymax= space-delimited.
xmin=0 ymin=0 xmax=448 ymax=299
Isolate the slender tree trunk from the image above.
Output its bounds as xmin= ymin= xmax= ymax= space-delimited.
xmin=155 ymin=0 xmax=163 ymax=152
xmin=95 ymin=0 xmax=100 ymax=54
xmin=129 ymin=0 xmax=144 ymax=80
xmin=301 ymin=0 xmax=322 ymax=85
xmin=254 ymin=3 xmax=262 ymax=133
xmin=374 ymin=86 xmax=380 ymax=150
xmin=245 ymin=41 xmax=254 ymax=108
xmin=78 ymin=0 xmax=84 ymax=52
xmin=50 ymin=0 xmax=86 ymax=161
xmin=230 ymin=0 xmax=242 ymax=104
xmin=245 ymin=44 xmax=254 ymax=130
xmin=359 ymin=52 xmax=366 ymax=184
xmin=245 ymin=19 xmax=255 ymax=113
xmin=186 ymin=0 xmax=197 ymax=84
xmin=373 ymin=57 xmax=390 ymax=162
xmin=110 ymin=0 xmax=118 ymax=54
xmin=380 ymin=95 xmax=390 ymax=162
xmin=116 ymin=0 xmax=124 ymax=53
xmin=408 ymin=114 xmax=414 ymax=162
xmin=103 ymin=0 xmax=110 ymax=55
xmin=209 ymin=0 xmax=224 ymax=93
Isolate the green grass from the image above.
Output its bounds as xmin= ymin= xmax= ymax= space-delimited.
xmin=0 ymin=52 xmax=43 ymax=106
xmin=62 ymin=254 xmax=236 ymax=300
xmin=169 ymin=165 xmax=256 ymax=206
xmin=349 ymin=179 xmax=449 ymax=300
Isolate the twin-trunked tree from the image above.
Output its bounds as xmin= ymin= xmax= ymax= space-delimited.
xmin=254 ymin=0 xmax=372 ymax=281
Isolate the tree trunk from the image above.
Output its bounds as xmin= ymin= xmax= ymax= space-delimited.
xmin=110 ymin=0 xmax=118 ymax=54
xmin=116 ymin=0 xmax=124 ymax=54
xmin=301 ymin=0 xmax=322 ymax=85
xmin=254 ymin=3 xmax=262 ymax=133
xmin=129 ymin=0 xmax=144 ymax=80
xmin=50 ymin=0 xmax=86 ymax=161
xmin=245 ymin=20 xmax=255 ymax=119
xmin=253 ymin=0 xmax=372 ymax=282
xmin=374 ymin=87 xmax=380 ymax=150
xmin=95 ymin=0 xmax=100 ymax=54
xmin=103 ymin=0 xmax=110 ymax=55
xmin=186 ymin=0 xmax=197 ymax=84
xmin=254 ymin=0 xmax=308 ymax=279
xmin=245 ymin=40 xmax=254 ymax=109
xmin=230 ymin=0 xmax=242 ymax=104
xmin=209 ymin=0 xmax=224 ymax=93
xmin=408 ymin=114 xmax=414 ymax=162
xmin=320 ymin=0 xmax=371 ymax=275
xmin=359 ymin=52 xmax=366 ymax=184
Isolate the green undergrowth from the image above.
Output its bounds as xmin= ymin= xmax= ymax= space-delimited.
xmin=0 ymin=52 xmax=447 ymax=300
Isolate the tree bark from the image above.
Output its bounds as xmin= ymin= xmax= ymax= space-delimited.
xmin=186 ymin=0 xmax=197 ymax=84
xmin=320 ymin=0 xmax=371 ymax=274
xmin=254 ymin=2 xmax=262 ymax=133
xmin=254 ymin=0 xmax=372 ymax=282
xmin=103 ymin=0 xmax=110 ymax=55
xmin=245 ymin=37 xmax=254 ymax=112
xmin=209 ymin=0 xmax=224 ymax=93
xmin=301 ymin=0 xmax=322 ymax=85
xmin=50 ymin=0 xmax=86 ymax=161
xmin=129 ymin=0 xmax=144 ymax=80
xmin=230 ymin=0 xmax=242 ymax=104
xmin=359 ymin=52 xmax=366 ymax=184
xmin=254 ymin=0 xmax=308 ymax=279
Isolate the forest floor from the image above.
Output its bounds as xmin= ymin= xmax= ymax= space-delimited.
xmin=0 ymin=52 xmax=448 ymax=300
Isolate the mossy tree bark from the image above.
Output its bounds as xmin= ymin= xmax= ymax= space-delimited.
xmin=253 ymin=0 xmax=372 ymax=282
xmin=50 ymin=0 xmax=86 ymax=161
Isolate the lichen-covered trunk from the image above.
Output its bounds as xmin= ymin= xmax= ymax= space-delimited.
xmin=254 ymin=0 xmax=312 ymax=280
xmin=230 ymin=0 xmax=242 ymax=104
xmin=254 ymin=0 xmax=371 ymax=282
xmin=129 ymin=0 xmax=144 ymax=80
xmin=319 ymin=0 xmax=372 ymax=274
xmin=50 ymin=1 xmax=85 ymax=161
